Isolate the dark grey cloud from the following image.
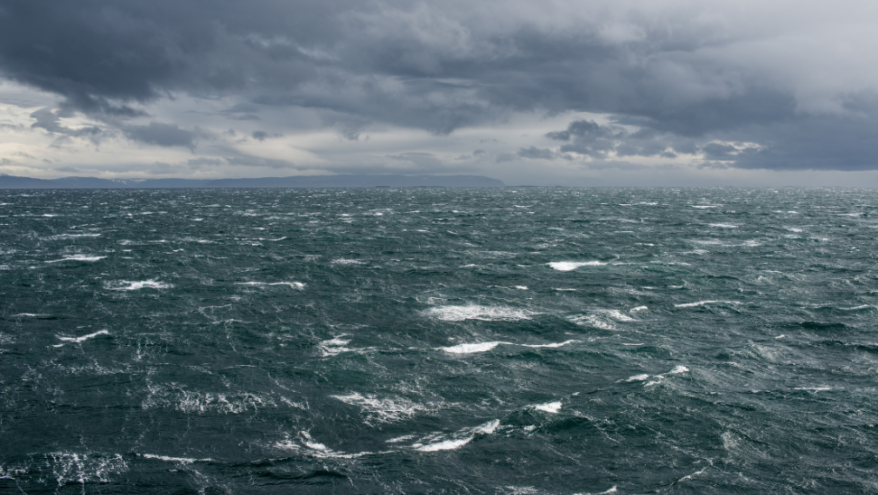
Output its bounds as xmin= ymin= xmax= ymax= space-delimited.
xmin=29 ymin=108 xmax=103 ymax=144
xmin=545 ymin=119 xmax=683 ymax=159
xmin=517 ymin=146 xmax=556 ymax=160
xmin=122 ymin=123 xmax=199 ymax=149
xmin=1 ymin=1 xmax=877 ymax=171
xmin=726 ymin=116 xmax=878 ymax=171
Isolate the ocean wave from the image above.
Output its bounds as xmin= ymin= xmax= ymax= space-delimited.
xmin=236 ymin=281 xmax=305 ymax=290
xmin=331 ymin=392 xmax=429 ymax=424
xmin=530 ymin=401 xmax=562 ymax=414
xmin=54 ymin=329 xmax=110 ymax=346
xmin=138 ymin=454 xmax=213 ymax=464
xmin=47 ymin=452 xmax=128 ymax=486
xmin=318 ymin=336 xmax=353 ymax=356
xmin=412 ymin=419 xmax=501 ymax=452
xmin=332 ymin=259 xmax=365 ymax=265
xmin=105 ymin=280 xmax=173 ymax=291
xmin=674 ymin=300 xmax=739 ymax=308
xmin=142 ymin=384 xmax=276 ymax=414
xmin=624 ymin=374 xmax=650 ymax=382
xmin=548 ymin=261 xmax=607 ymax=271
xmin=441 ymin=342 xmax=509 ymax=354
xmin=46 ymin=254 xmax=106 ymax=263
xmin=46 ymin=233 xmax=101 ymax=240
xmin=425 ymin=304 xmax=537 ymax=322
xmin=520 ymin=339 xmax=578 ymax=349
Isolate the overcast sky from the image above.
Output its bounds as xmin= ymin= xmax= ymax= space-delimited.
xmin=2 ymin=0 xmax=878 ymax=185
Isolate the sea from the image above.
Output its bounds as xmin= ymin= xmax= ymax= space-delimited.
xmin=1 ymin=187 xmax=877 ymax=494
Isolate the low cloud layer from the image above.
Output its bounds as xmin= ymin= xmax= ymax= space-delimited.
xmin=1 ymin=1 xmax=878 ymax=182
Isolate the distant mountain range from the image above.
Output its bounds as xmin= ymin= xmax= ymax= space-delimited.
xmin=0 ymin=174 xmax=504 ymax=189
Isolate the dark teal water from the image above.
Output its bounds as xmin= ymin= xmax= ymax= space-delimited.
xmin=1 ymin=188 xmax=877 ymax=494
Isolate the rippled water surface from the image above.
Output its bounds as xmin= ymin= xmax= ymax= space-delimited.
xmin=1 ymin=188 xmax=877 ymax=493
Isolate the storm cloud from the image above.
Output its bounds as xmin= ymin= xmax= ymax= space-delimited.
xmin=1 ymin=1 xmax=878 ymax=180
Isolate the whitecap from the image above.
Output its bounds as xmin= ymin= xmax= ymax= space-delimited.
xmin=415 ymin=437 xmax=472 ymax=452
xmin=278 ymin=431 xmax=385 ymax=459
xmin=574 ymin=487 xmax=618 ymax=495
xmin=46 ymin=254 xmax=106 ymax=263
xmin=691 ymin=205 xmax=719 ymax=209
xmin=548 ymin=261 xmax=606 ymax=271
xmin=794 ymin=386 xmax=831 ymax=392
xmin=236 ymin=281 xmax=305 ymax=290
xmin=142 ymin=384 xmax=274 ymax=414
xmin=521 ymin=339 xmax=578 ymax=349
xmin=56 ymin=330 xmax=110 ymax=343
xmin=55 ymin=329 xmax=110 ymax=345
xmin=49 ymin=233 xmax=101 ymax=240
xmin=139 ymin=454 xmax=212 ymax=464
xmin=318 ymin=336 xmax=352 ymax=357
xmin=515 ymin=285 xmax=528 ymax=290
xmin=413 ymin=419 xmax=500 ymax=452
xmin=674 ymin=300 xmax=739 ymax=308
xmin=531 ymin=401 xmax=562 ymax=414
xmin=630 ymin=306 xmax=648 ymax=312
xmin=602 ymin=309 xmax=635 ymax=322
xmin=300 ymin=431 xmax=328 ymax=451
xmin=568 ymin=315 xmax=615 ymax=330
xmin=425 ymin=304 xmax=536 ymax=322
xmin=568 ymin=309 xmax=633 ymax=330
xmin=386 ymin=434 xmax=419 ymax=444
xmin=678 ymin=464 xmax=711 ymax=483
xmin=331 ymin=392 xmax=428 ymax=424
xmin=441 ymin=342 xmax=509 ymax=354
xmin=667 ymin=365 xmax=689 ymax=375
xmin=105 ymin=280 xmax=172 ymax=291
xmin=332 ymin=259 xmax=365 ymax=265
xmin=270 ymin=281 xmax=305 ymax=290
xmin=708 ymin=223 xmax=737 ymax=228
xmin=47 ymin=452 xmax=127 ymax=486
xmin=624 ymin=374 xmax=650 ymax=382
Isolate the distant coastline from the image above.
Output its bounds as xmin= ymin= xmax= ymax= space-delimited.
xmin=0 ymin=174 xmax=504 ymax=189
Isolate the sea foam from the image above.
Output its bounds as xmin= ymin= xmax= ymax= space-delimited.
xmin=413 ymin=419 xmax=500 ymax=452
xmin=331 ymin=392 xmax=428 ymax=424
xmin=54 ymin=329 xmax=110 ymax=346
xmin=425 ymin=304 xmax=536 ymax=321
xmin=236 ymin=281 xmax=305 ymax=290
xmin=46 ymin=254 xmax=106 ymax=263
xmin=674 ymin=300 xmax=739 ymax=308
xmin=548 ymin=261 xmax=606 ymax=271
xmin=521 ymin=339 xmax=578 ymax=349
xmin=105 ymin=280 xmax=172 ymax=291
xmin=441 ymin=342 xmax=509 ymax=354
xmin=139 ymin=454 xmax=212 ymax=464
xmin=531 ymin=401 xmax=562 ymax=414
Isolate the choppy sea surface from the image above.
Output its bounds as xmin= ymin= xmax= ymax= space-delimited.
xmin=1 ymin=187 xmax=877 ymax=494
